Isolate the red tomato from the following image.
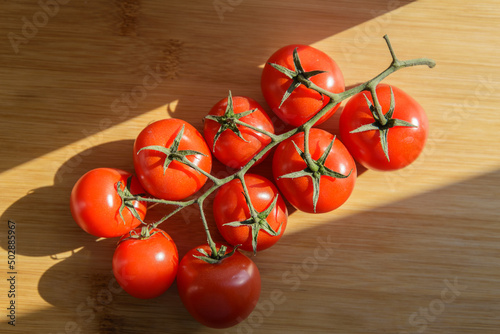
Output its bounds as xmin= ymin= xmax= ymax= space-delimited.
xmin=177 ymin=244 xmax=261 ymax=328
xmin=112 ymin=228 xmax=178 ymax=299
xmin=273 ymin=128 xmax=356 ymax=213
xmin=133 ymin=118 xmax=212 ymax=200
xmin=339 ymin=84 xmax=428 ymax=171
xmin=261 ymin=44 xmax=344 ymax=127
xmin=213 ymin=174 xmax=287 ymax=252
xmin=70 ymin=168 xmax=147 ymax=238
xmin=204 ymin=94 xmax=275 ymax=169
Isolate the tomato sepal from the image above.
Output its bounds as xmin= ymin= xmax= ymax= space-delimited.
xmin=277 ymin=136 xmax=352 ymax=213
xmin=204 ymin=90 xmax=260 ymax=151
xmin=136 ymin=124 xmax=207 ymax=174
xmin=223 ymin=193 xmax=283 ymax=255
xmin=117 ymin=225 xmax=170 ymax=244
xmin=350 ymin=87 xmax=417 ymax=162
xmin=116 ymin=176 xmax=147 ymax=226
xmin=268 ymin=47 xmax=326 ymax=108
xmin=193 ymin=244 xmax=240 ymax=264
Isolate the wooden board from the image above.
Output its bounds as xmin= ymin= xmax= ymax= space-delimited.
xmin=1 ymin=0 xmax=499 ymax=333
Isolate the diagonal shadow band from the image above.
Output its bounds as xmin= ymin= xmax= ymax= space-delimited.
xmin=1 ymin=0 xmax=416 ymax=174
xmin=30 ymin=167 xmax=500 ymax=332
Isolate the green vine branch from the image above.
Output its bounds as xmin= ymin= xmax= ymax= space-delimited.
xmin=119 ymin=35 xmax=435 ymax=259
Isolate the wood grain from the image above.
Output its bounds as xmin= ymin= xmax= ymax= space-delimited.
xmin=1 ymin=0 xmax=499 ymax=333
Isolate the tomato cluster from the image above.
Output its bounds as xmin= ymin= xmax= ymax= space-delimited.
xmin=69 ymin=41 xmax=430 ymax=329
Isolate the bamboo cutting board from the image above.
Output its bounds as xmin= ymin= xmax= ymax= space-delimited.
xmin=1 ymin=0 xmax=499 ymax=333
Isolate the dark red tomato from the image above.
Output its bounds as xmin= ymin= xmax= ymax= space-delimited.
xmin=112 ymin=228 xmax=178 ymax=299
xmin=204 ymin=95 xmax=275 ymax=169
xmin=339 ymin=84 xmax=428 ymax=171
xmin=177 ymin=244 xmax=261 ymax=329
xmin=133 ymin=118 xmax=212 ymax=201
xmin=261 ymin=44 xmax=344 ymax=127
xmin=70 ymin=168 xmax=147 ymax=238
xmin=213 ymin=174 xmax=287 ymax=252
xmin=272 ymin=128 xmax=356 ymax=213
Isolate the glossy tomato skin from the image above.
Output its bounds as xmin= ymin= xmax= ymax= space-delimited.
xmin=273 ymin=129 xmax=356 ymax=213
xmin=213 ymin=174 xmax=287 ymax=252
xmin=70 ymin=168 xmax=147 ymax=238
xmin=204 ymin=96 xmax=275 ymax=169
xmin=177 ymin=245 xmax=261 ymax=329
xmin=112 ymin=228 xmax=178 ymax=299
xmin=261 ymin=44 xmax=344 ymax=127
xmin=339 ymin=84 xmax=428 ymax=171
xmin=133 ymin=118 xmax=212 ymax=200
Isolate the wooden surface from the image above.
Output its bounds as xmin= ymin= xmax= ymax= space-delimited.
xmin=1 ymin=0 xmax=499 ymax=333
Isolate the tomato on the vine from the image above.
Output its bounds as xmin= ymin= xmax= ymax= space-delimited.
xmin=177 ymin=244 xmax=261 ymax=329
xmin=273 ymin=128 xmax=356 ymax=213
xmin=261 ymin=44 xmax=344 ymax=127
xmin=203 ymin=93 xmax=275 ymax=169
xmin=112 ymin=228 xmax=178 ymax=299
xmin=133 ymin=118 xmax=212 ymax=201
xmin=339 ymin=84 xmax=428 ymax=171
xmin=70 ymin=168 xmax=147 ymax=238
xmin=213 ymin=174 xmax=287 ymax=252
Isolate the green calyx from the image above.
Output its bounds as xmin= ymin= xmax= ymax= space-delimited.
xmin=116 ymin=176 xmax=146 ymax=225
xmin=349 ymin=87 xmax=416 ymax=161
xmin=223 ymin=194 xmax=283 ymax=255
xmin=268 ymin=47 xmax=326 ymax=108
xmin=193 ymin=244 xmax=239 ymax=264
xmin=204 ymin=90 xmax=257 ymax=151
xmin=117 ymin=225 xmax=170 ymax=244
xmin=137 ymin=124 xmax=206 ymax=174
xmin=277 ymin=137 xmax=352 ymax=213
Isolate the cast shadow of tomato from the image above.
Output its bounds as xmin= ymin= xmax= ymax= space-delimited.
xmin=26 ymin=140 xmax=212 ymax=332
xmin=36 ymin=239 xmax=205 ymax=333
xmin=0 ymin=140 xmax=142 ymax=257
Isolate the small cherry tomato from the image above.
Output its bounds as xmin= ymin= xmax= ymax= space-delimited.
xmin=261 ymin=44 xmax=344 ymax=127
xmin=273 ymin=128 xmax=356 ymax=213
xmin=133 ymin=118 xmax=212 ymax=200
xmin=204 ymin=93 xmax=275 ymax=169
xmin=339 ymin=84 xmax=428 ymax=171
xmin=70 ymin=168 xmax=147 ymax=238
xmin=177 ymin=244 xmax=261 ymax=328
xmin=112 ymin=228 xmax=178 ymax=299
xmin=213 ymin=174 xmax=287 ymax=252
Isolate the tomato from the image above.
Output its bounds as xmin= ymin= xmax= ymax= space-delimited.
xmin=213 ymin=174 xmax=287 ymax=252
xmin=272 ymin=128 xmax=356 ymax=213
xmin=112 ymin=228 xmax=178 ymax=299
xmin=261 ymin=44 xmax=344 ymax=127
xmin=177 ymin=244 xmax=261 ymax=328
xmin=70 ymin=168 xmax=147 ymax=238
xmin=203 ymin=93 xmax=275 ymax=169
xmin=339 ymin=84 xmax=428 ymax=171
xmin=133 ymin=118 xmax=212 ymax=201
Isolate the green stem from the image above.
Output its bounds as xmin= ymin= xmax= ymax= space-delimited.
xmin=197 ymin=199 xmax=217 ymax=256
xmin=368 ymin=84 xmax=387 ymax=126
xmin=125 ymin=195 xmax=195 ymax=207
xmin=233 ymin=119 xmax=280 ymax=142
xmin=237 ymin=174 xmax=259 ymax=219
xmin=180 ymin=157 xmax=222 ymax=185
xmin=123 ymin=35 xmax=435 ymax=257
xmin=302 ymin=126 xmax=318 ymax=171
xmin=384 ymin=35 xmax=399 ymax=64
xmin=151 ymin=205 xmax=187 ymax=229
xmin=300 ymin=35 xmax=435 ymax=108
